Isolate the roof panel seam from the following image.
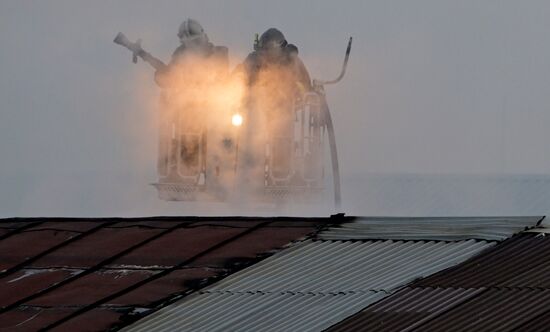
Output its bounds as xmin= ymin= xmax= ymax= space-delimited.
xmin=0 ymin=221 xmax=118 ymax=280
xmin=0 ymin=221 xmax=46 ymax=241
xmin=41 ymin=220 xmax=275 ymax=331
xmin=0 ymin=220 xmax=194 ymax=315
xmin=200 ymin=289 xmax=393 ymax=296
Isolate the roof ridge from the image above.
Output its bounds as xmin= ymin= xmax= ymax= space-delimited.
xmin=199 ymin=289 xmax=388 ymax=296
xmin=318 ymin=216 xmax=544 ymax=242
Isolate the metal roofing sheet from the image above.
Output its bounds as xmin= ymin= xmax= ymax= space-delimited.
xmin=327 ymin=288 xmax=550 ymax=332
xmin=0 ymin=269 xmax=77 ymax=307
xmin=0 ymin=307 xmax=122 ymax=332
xmin=122 ymin=291 xmax=387 ymax=332
xmin=107 ymin=226 xmax=247 ymax=267
xmin=328 ymin=231 xmax=550 ymax=332
xmin=27 ymin=270 xmax=155 ymax=307
xmin=31 ymin=227 xmax=166 ymax=268
xmin=514 ymin=310 xmax=550 ymax=332
xmin=49 ymin=308 xmax=124 ymax=332
xmin=319 ymin=216 xmax=543 ymax=241
xmin=415 ymin=233 xmax=550 ymax=288
xmin=125 ymin=238 xmax=493 ymax=332
xmin=0 ymin=307 xmax=75 ymax=332
xmin=417 ymin=288 xmax=550 ymax=332
xmin=108 ymin=268 xmax=222 ymax=306
xmin=0 ymin=230 xmax=80 ymax=271
xmin=205 ymin=239 xmax=494 ymax=293
xmin=327 ymin=287 xmax=483 ymax=332
xmin=0 ymin=216 xmax=330 ymax=331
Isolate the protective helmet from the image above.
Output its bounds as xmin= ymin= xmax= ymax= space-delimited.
xmin=178 ymin=19 xmax=208 ymax=44
xmin=259 ymin=28 xmax=287 ymax=50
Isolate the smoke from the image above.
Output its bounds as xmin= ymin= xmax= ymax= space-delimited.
xmin=2 ymin=1 xmax=550 ymax=217
xmin=134 ymin=40 xmax=333 ymax=215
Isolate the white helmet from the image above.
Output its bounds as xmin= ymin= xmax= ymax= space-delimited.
xmin=178 ymin=18 xmax=208 ymax=45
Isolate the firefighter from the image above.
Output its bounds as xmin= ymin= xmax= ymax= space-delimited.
xmin=236 ymin=28 xmax=312 ymax=183
xmin=154 ymin=18 xmax=228 ymax=88
xmin=155 ymin=19 xmax=229 ymax=184
xmin=239 ymin=28 xmax=311 ymax=94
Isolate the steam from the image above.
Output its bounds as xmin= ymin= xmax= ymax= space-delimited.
xmin=3 ymin=1 xmax=550 ymax=217
xmin=142 ymin=47 xmax=333 ymax=214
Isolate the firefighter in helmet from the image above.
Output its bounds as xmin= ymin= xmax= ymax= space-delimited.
xmin=236 ymin=28 xmax=312 ymax=182
xmin=154 ymin=18 xmax=228 ymax=87
xmin=155 ymin=19 xmax=229 ymax=184
xmin=239 ymin=28 xmax=311 ymax=93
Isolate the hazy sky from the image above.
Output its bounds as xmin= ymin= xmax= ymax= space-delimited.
xmin=1 ymin=1 xmax=550 ymax=216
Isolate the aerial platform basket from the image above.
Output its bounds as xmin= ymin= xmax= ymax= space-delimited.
xmin=152 ymin=37 xmax=352 ymax=209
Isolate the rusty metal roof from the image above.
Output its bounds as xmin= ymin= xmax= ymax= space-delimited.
xmin=415 ymin=233 xmax=550 ymax=288
xmin=327 ymin=287 xmax=483 ymax=331
xmin=2 ymin=215 xmax=543 ymax=331
xmin=327 ymin=233 xmax=550 ymax=331
xmin=0 ymin=216 xmax=339 ymax=331
xmin=328 ymin=287 xmax=550 ymax=332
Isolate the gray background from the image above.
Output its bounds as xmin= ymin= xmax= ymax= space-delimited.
xmin=1 ymin=1 xmax=549 ymax=217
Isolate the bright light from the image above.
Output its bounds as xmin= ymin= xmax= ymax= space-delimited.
xmin=232 ymin=113 xmax=243 ymax=127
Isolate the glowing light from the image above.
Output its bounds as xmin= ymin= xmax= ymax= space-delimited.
xmin=232 ymin=113 xmax=243 ymax=127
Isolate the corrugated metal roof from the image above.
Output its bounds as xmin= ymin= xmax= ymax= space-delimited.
xmin=327 ymin=233 xmax=550 ymax=332
xmin=415 ymin=288 xmax=550 ymax=332
xmin=124 ymin=238 xmax=493 ymax=332
xmin=328 ymin=287 xmax=483 ymax=332
xmin=124 ymin=292 xmax=387 ymax=332
xmin=328 ymin=287 xmax=550 ymax=332
xmin=0 ymin=216 xmax=334 ymax=331
xmin=415 ymin=233 xmax=550 ymax=288
xmin=205 ymin=239 xmax=494 ymax=293
xmin=319 ymin=216 xmax=543 ymax=241
xmin=515 ymin=309 xmax=550 ymax=331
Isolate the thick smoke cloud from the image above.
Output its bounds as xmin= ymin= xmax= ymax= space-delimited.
xmin=1 ymin=1 xmax=550 ymax=217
